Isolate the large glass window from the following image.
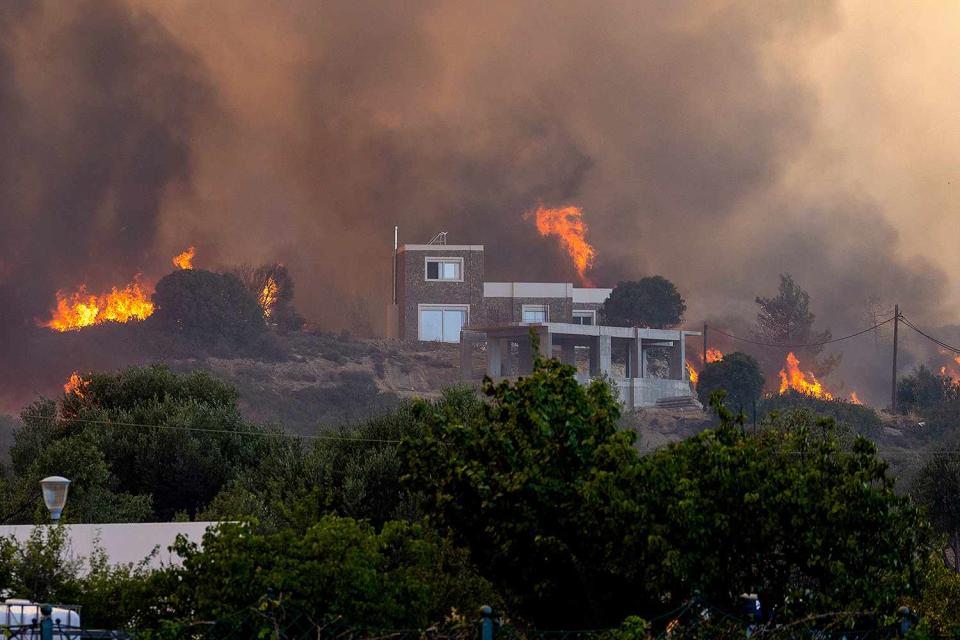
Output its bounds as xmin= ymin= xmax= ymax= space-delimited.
xmin=425 ymin=258 xmax=462 ymax=281
xmin=420 ymin=309 xmax=443 ymax=341
xmin=522 ymin=305 xmax=548 ymax=323
xmin=419 ymin=306 xmax=467 ymax=342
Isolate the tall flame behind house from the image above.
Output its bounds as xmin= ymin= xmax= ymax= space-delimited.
xmin=386 ymin=232 xmax=701 ymax=408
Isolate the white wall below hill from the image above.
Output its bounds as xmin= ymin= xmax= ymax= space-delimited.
xmin=0 ymin=521 xmax=219 ymax=573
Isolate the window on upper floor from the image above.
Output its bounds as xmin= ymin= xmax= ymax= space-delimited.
xmin=572 ymin=310 xmax=596 ymax=325
xmin=425 ymin=257 xmax=463 ymax=281
xmin=522 ymin=304 xmax=548 ymax=324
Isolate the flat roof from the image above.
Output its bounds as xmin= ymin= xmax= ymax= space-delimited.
xmin=399 ymin=244 xmax=484 ymax=252
xmin=470 ymin=322 xmax=701 ymax=339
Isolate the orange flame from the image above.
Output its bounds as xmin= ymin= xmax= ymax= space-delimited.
xmin=705 ymin=348 xmax=723 ymax=363
xmin=259 ymin=276 xmax=279 ymax=318
xmin=172 ymin=246 xmax=195 ymax=270
xmin=527 ymin=205 xmax=597 ymax=284
xmin=686 ymin=361 xmax=699 ymax=384
xmin=63 ymin=371 xmax=88 ymax=397
xmin=44 ymin=278 xmax=154 ymax=331
xmin=778 ymin=352 xmax=833 ymax=400
xmin=849 ymin=391 xmax=862 ymax=405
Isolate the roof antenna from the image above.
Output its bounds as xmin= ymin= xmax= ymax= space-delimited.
xmin=427 ymin=232 xmax=448 ymax=245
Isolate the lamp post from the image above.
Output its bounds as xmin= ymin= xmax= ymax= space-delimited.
xmin=39 ymin=477 xmax=70 ymax=522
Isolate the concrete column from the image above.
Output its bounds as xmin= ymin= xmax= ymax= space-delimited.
xmin=487 ymin=338 xmax=502 ymax=378
xmin=518 ymin=339 xmax=532 ymax=375
xmin=634 ymin=330 xmax=644 ymax=379
xmin=680 ymin=334 xmax=687 ymax=381
xmin=560 ymin=342 xmax=576 ymax=367
xmin=589 ymin=335 xmax=612 ymax=377
xmin=668 ymin=340 xmax=683 ymax=379
xmin=460 ymin=335 xmax=474 ymax=380
xmin=501 ymin=339 xmax=514 ymax=376
xmin=537 ymin=329 xmax=553 ymax=362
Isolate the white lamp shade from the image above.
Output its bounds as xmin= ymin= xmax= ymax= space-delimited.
xmin=40 ymin=476 xmax=70 ymax=521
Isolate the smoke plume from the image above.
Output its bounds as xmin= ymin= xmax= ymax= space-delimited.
xmin=1 ymin=0 xmax=957 ymax=407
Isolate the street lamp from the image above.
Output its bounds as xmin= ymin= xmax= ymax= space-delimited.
xmin=39 ymin=477 xmax=70 ymax=522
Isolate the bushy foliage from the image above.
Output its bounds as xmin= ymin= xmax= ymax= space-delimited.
xmin=403 ymin=354 xmax=932 ymax=628
xmin=912 ymin=440 xmax=960 ymax=571
xmin=133 ymin=517 xmax=500 ymax=635
xmin=151 ymin=269 xmax=268 ymax=351
xmin=601 ymin=277 xmax=686 ymax=328
xmin=12 ymin=365 xmax=273 ymax=521
xmin=641 ymin=399 xmax=929 ymax=621
xmin=759 ymin=391 xmax=883 ymax=438
xmin=695 ymin=351 xmax=764 ymax=413
xmin=896 ymin=366 xmax=960 ymax=440
xmin=403 ymin=354 xmax=636 ymax=626
xmin=231 ymin=262 xmax=305 ymax=333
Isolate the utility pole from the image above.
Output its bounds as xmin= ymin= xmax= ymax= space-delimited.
xmin=891 ymin=304 xmax=899 ymax=412
xmin=702 ymin=322 xmax=708 ymax=367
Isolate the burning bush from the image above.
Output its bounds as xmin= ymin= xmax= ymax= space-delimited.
xmin=151 ymin=269 xmax=267 ymax=351
xmin=231 ymin=263 xmax=305 ymax=333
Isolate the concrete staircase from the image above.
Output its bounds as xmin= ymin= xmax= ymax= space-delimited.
xmin=655 ymin=395 xmax=703 ymax=410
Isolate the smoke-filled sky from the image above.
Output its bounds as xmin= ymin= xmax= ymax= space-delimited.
xmin=2 ymin=0 xmax=959 ymax=404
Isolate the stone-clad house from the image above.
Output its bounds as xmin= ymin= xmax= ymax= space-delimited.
xmin=390 ymin=242 xmax=610 ymax=343
xmin=385 ymin=237 xmax=701 ymax=409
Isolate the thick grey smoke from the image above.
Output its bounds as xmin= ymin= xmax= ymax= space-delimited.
xmin=0 ymin=0 xmax=954 ymax=407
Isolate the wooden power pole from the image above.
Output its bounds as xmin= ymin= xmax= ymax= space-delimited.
xmin=891 ymin=304 xmax=899 ymax=412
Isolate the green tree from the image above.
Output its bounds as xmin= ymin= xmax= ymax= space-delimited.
xmin=912 ymin=445 xmax=960 ymax=571
xmin=639 ymin=400 xmax=931 ymax=620
xmin=753 ymin=274 xmax=838 ymax=377
xmin=601 ymin=277 xmax=686 ymax=328
xmin=231 ymin=262 xmax=305 ymax=333
xmin=402 ymin=353 xmax=641 ymax=626
xmin=897 ymin=364 xmax=960 ymax=415
xmin=150 ymin=269 xmax=267 ymax=350
xmin=132 ymin=517 xmax=500 ymax=635
xmin=12 ymin=366 xmax=273 ymax=521
xmin=695 ymin=352 xmax=764 ymax=413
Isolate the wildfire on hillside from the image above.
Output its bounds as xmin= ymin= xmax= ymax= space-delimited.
xmin=849 ymin=391 xmax=862 ymax=405
xmin=686 ymin=361 xmax=698 ymax=384
xmin=259 ymin=276 xmax=279 ymax=318
xmin=43 ymin=278 xmax=154 ymax=332
xmin=172 ymin=246 xmax=195 ymax=270
xmin=778 ymin=352 xmax=833 ymax=400
xmin=526 ymin=205 xmax=597 ymax=285
xmin=63 ymin=371 xmax=88 ymax=397
xmin=705 ymin=348 xmax=723 ymax=363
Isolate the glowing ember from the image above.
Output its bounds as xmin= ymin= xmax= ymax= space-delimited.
xmin=778 ymin=352 xmax=833 ymax=400
xmin=527 ymin=205 xmax=597 ymax=284
xmin=849 ymin=391 xmax=862 ymax=405
xmin=44 ymin=278 xmax=154 ymax=331
xmin=259 ymin=276 xmax=279 ymax=318
xmin=705 ymin=348 xmax=723 ymax=363
xmin=63 ymin=372 xmax=88 ymax=397
xmin=172 ymin=246 xmax=195 ymax=270
xmin=686 ymin=361 xmax=699 ymax=384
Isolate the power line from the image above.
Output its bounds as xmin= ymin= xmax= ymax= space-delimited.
xmin=17 ymin=413 xmax=401 ymax=444
xmin=899 ymin=315 xmax=960 ymax=354
xmin=709 ymin=316 xmax=895 ymax=349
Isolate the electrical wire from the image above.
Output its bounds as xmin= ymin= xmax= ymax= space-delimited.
xmin=17 ymin=413 xmax=401 ymax=444
xmin=899 ymin=315 xmax=960 ymax=354
xmin=709 ymin=316 xmax=895 ymax=349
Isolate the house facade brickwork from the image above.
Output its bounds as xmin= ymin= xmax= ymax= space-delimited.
xmin=391 ymin=243 xmax=611 ymax=343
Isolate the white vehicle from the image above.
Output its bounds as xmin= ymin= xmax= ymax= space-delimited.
xmin=0 ymin=598 xmax=81 ymax=637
